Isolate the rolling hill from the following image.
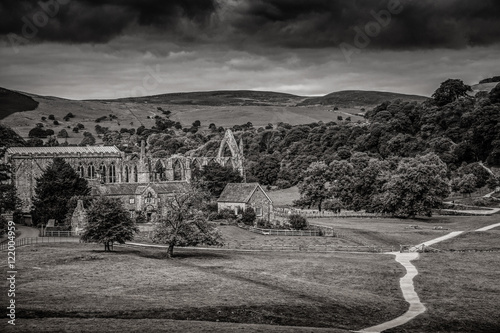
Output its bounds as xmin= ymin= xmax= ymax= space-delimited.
xmin=0 ymin=87 xmax=429 ymax=144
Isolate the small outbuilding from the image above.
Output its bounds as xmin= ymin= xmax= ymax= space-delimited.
xmin=217 ymin=183 xmax=274 ymax=221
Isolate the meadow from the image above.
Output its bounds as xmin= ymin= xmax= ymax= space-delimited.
xmin=2 ymin=244 xmax=405 ymax=333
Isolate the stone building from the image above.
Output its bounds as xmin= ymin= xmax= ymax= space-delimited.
xmin=4 ymin=129 xmax=245 ymax=223
xmin=217 ymin=183 xmax=274 ymax=221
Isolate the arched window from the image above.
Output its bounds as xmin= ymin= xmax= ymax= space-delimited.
xmin=109 ymin=163 xmax=116 ymax=183
xmin=146 ymin=192 xmax=153 ymax=203
xmin=133 ymin=165 xmax=138 ymax=183
xmin=88 ymin=163 xmax=96 ymax=180
xmin=173 ymin=159 xmax=184 ymax=181
xmin=100 ymin=164 xmax=107 ymax=183
xmin=125 ymin=166 xmax=130 ymax=183
xmin=77 ymin=163 xmax=85 ymax=178
xmin=191 ymin=159 xmax=201 ymax=170
xmin=155 ymin=160 xmax=167 ymax=182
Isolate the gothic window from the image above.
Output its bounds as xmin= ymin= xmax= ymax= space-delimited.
xmin=100 ymin=164 xmax=107 ymax=183
xmin=173 ymin=159 xmax=183 ymax=181
xmin=146 ymin=192 xmax=153 ymax=204
xmin=155 ymin=160 xmax=167 ymax=182
xmin=77 ymin=163 xmax=85 ymax=178
xmin=191 ymin=159 xmax=201 ymax=170
xmin=88 ymin=163 xmax=96 ymax=180
xmin=133 ymin=165 xmax=138 ymax=183
xmin=109 ymin=163 xmax=116 ymax=183
xmin=125 ymin=165 xmax=130 ymax=183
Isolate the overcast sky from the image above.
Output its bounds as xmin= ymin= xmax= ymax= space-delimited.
xmin=1 ymin=0 xmax=499 ymax=100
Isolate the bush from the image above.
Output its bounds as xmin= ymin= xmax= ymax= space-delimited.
xmin=57 ymin=129 xmax=69 ymax=138
xmin=53 ymin=120 xmax=59 ymax=125
xmin=288 ymin=214 xmax=308 ymax=230
xmin=241 ymin=207 xmax=256 ymax=225
xmin=217 ymin=208 xmax=236 ymax=220
xmin=48 ymin=114 xmax=55 ymax=120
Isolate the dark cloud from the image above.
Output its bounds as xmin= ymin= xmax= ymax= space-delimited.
xmin=1 ymin=0 xmax=500 ymax=49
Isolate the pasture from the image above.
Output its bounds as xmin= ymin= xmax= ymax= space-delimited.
xmin=2 ymin=243 xmax=405 ymax=333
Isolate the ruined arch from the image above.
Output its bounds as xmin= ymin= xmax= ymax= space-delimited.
xmin=155 ymin=160 xmax=167 ymax=182
xmin=172 ymin=159 xmax=184 ymax=181
xmin=217 ymin=129 xmax=244 ymax=177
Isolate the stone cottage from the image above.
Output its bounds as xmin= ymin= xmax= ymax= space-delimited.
xmin=217 ymin=183 xmax=274 ymax=221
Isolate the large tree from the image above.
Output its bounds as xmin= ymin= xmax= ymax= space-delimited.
xmin=297 ymin=161 xmax=331 ymax=211
xmin=192 ymin=161 xmax=242 ymax=198
xmin=32 ymin=158 xmax=90 ymax=226
xmin=81 ymin=196 xmax=138 ymax=251
xmin=376 ymin=153 xmax=450 ymax=218
xmin=151 ymin=189 xmax=223 ymax=258
xmin=432 ymin=79 xmax=472 ymax=106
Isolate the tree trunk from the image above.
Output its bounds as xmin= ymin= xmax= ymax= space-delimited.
xmin=166 ymin=244 xmax=174 ymax=258
xmin=104 ymin=242 xmax=109 ymax=252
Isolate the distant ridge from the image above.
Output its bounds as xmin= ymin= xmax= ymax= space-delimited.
xmin=105 ymin=89 xmax=428 ymax=108
xmin=297 ymin=90 xmax=429 ymax=107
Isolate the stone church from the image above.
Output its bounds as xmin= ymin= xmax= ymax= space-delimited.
xmin=4 ymin=130 xmax=244 ymax=224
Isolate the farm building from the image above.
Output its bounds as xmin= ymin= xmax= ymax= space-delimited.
xmin=217 ymin=183 xmax=274 ymax=221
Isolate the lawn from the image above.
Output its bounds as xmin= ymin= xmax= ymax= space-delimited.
xmin=432 ymin=230 xmax=500 ymax=251
xmin=309 ymin=215 xmax=500 ymax=248
xmin=2 ymin=244 xmax=405 ymax=333
xmin=386 ymin=251 xmax=500 ymax=333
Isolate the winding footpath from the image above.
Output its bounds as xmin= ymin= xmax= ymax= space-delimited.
xmin=357 ymin=222 xmax=500 ymax=333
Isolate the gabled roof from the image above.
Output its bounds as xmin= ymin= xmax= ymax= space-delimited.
xmin=217 ymin=183 xmax=272 ymax=203
xmin=7 ymin=146 xmax=121 ymax=155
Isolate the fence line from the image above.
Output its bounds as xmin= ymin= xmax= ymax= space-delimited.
xmin=0 ymin=237 xmax=80 ymax=251
xmin=273 ymin=208 xmax=391 ymax=219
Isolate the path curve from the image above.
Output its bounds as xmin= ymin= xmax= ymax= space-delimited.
xmin=357 ymin=252 xmax=423 ymax=333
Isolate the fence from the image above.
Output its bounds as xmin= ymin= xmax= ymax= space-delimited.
xmin=42 ymin=230 xmax=80 ymax=237
xmin=274 ymin=208 xmax=391 ymax=219
xmin=247 ymin=227 xmax=322 ymax=237
xmin=0 ymin=237 xmax=80 ymax=251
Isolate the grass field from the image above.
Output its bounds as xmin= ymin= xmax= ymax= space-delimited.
xmin=386 ymin=251 xmax=500 ymax=333
xmin=2 ymin=244 xmax=406 ymax=333
xmin=309 ymin=215 xmax=500 ymax=248
xmin=432 ymin=230 xmax=500 ymax=251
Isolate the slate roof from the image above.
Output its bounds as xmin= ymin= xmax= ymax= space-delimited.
xmin=6 ymin=146 xmax=121 ymax=155
xmin=217 ymin=183 xmax=272 ymax=203
xmin=93 ymin=182 xmax=189 ymax=196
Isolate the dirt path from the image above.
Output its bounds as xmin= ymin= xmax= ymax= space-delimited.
xmin=357 ymin=222 xmax=500 ymax=333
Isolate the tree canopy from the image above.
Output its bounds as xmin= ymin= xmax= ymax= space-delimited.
xmin=151 ymin=189 xmax=223 ymax=258
xmin=192 ymin=161 xmax=243 ymax=198
xmin=80 ymin=196 xmax=138 ymax=251
xmin=32 ymin=158 xmax=90 ymax=226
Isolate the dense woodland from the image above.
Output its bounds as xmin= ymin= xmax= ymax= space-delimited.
xmin=1 ymin=80 xmax=500 ymax=215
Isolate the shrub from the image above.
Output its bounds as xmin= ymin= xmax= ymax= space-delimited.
xmin=288 ymin=214 xmax=308 ymax=230
xmin=53 ymin=120 xmax=59 ymax=125
xmin=77 ymin=123 xmax=85 ymax=129
xmin=57 ymin=129 xmax=69 ymax=138
xmin=217 ymin=208 xmax=236 ymax=220
xmin=41 ymin=116 xmax=46 ymax=121
xmin=241 ymin=207 xmax=256 ymax=225
xmin=48 ymin=114 xmax=55 ymax=120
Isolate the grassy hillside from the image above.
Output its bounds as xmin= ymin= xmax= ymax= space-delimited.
xmin=0 ymin=88 xmax=39 ymax=120
xmin=112 ymin=90 xmax=305 ymax=107
xmin=297 ymin=90 xmax=429 ymax=108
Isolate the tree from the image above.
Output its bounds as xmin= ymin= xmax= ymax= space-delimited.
xmin=192 ymin=161 xmax=243 ymax=198
xmin=489 ymin=83 xmax=500 ymax=104
xmin=57 ymin=129 xmax=69 ymax=138
xmin=81 ymin=196 xmax=138 ymax=251
xmin=297 ymin=162 xmax=331 ymax=211
xmin=151 ymin=190 xmax=224 ymax=258
xmin=457 ymin=173 xmax=477 ymax=197
xmin=432 ymin=79 xmax=472 ymax=106
xmin=289 ymin=214 xmax=308 ymax=230
xmin=0 ymin=165 xmax=20 ymax=215
xmin=32 ymin=158 xmax=91 ymax=226
xmin=376 ymin=153 xmax=450 ymax=218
